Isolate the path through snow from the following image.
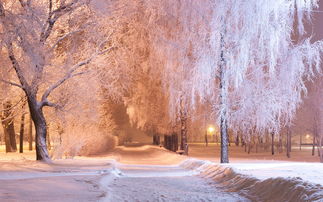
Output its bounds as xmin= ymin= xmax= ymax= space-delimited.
xmin=1 ymin=145 xmax=322 ymax=201
xmin=102 ymin=163 xmax=248 ymax=202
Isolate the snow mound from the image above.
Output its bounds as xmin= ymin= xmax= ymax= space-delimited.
xmin=180 ymin=159 xmax=323 ymax=202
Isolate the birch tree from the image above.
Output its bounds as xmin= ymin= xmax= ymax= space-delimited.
xmin=182 ymin=0 xmax=322 ymax=163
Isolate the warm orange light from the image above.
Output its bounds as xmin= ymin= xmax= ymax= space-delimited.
xmin=208 ymin=126 xmax=215 ymax=133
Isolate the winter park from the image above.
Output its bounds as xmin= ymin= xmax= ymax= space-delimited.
xmin=0 ymin=0 xmax=323 ymax=201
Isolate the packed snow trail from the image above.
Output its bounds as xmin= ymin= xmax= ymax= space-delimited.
xmin=103 ymin=163 xmax=248 ymax=202
xmin=100 ymin=145 xmax=323 ymax=202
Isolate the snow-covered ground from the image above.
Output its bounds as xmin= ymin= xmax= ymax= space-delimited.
xmin=187 ymin=143 xmax=323 ymax=185
xmin=102 ymin=163 xmax=246 ymax=201
xmin=0 ymin=144 xmax=322 ymax=201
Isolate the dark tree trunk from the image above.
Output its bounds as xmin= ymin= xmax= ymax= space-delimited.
xmin=172 ymin=133 xmax=178 ymax=152
xmin=205 ymin=131 xmax=208 ymax=147
xmin=279 ymin=133 xmax=283 ymax=153
xmin=3 ymin=126 xmax=13 ymax=152
xmin=316 ymin=136 xmax=323 ymax=163
xmin=286 ymin=128 xmax=291 ymax=158
xmin=299 ymin=134 xmax=302 ymax=151
xmin=1 ymin=101 xmax=17 ymax=152
xmin=174 ymin=133 xmax=178 ymax=151
xmin=248 ymin=141 xmax=251 ymax=154
xmin=235 ymin=135 xmax=239 ymax=146
xmin=180 ymin=110 xmax=188 ymax=155
xmin=312 ymin=135 xmax=315 ymax=156
xmin=8 ymin=120 xmax=17 ymax=151
xmin=153 ymin=134 xmax=160 ymax=145
xmin=19 ymin=112 xmax=25 ymax=153
xmin=26 ymin=95 xmax=50 ymax=162
xmin=28 ymin=114 xmax=33 ymax=151
xmin=271 ymin=132 xmax=275 ymax=155
xmin=241 ymin=136 xmax=245 ymax=147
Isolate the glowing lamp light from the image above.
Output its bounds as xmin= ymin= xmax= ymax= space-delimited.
xmin=208 ymin=126 xmax=215 ymax=133
xmin=306 ymin=134 xmax=310 ymax=139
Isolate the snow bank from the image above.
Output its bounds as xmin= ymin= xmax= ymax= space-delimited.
xmin=180 ymin=159 xmax=323 ymax=201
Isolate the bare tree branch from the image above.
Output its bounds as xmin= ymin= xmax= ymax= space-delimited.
xmin=0 ymin=79 xmax=24 ymax=89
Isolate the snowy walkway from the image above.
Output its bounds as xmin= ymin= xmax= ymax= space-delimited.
xmin=104 ymin=163 xmax=248 ymax=202
xmin=0 ymin=145 xmax=322 ymax=201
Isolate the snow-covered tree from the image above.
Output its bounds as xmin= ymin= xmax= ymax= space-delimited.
xmin=181 ymin=0 xmax=323 ymax=163
xmin=0 ymin=0 xmax=117 ymax=161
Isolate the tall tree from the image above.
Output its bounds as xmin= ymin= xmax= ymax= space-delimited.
xmin=187 ymin=0 xmax=322 ymax=163
xmin=0 ymin=0 xmax=113 ymax=161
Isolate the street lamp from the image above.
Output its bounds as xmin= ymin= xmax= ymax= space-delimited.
xmin=205 ymin=126 xmax=215 ymax=147
xmin=208 ymin=126 xmax=215 ymax=133
xmin=208 ymin=126 xmax=216 ymax=143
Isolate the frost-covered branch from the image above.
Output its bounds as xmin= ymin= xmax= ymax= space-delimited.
xmin=40 ymin=0 xmax=81 ymax=42
xmin=41 ymin=40 xmax=113 ymax=107
xmin=49 ymin=29 xmax=83 ymax=52
xmin=7 ymin=44 xmax=30 ymax=91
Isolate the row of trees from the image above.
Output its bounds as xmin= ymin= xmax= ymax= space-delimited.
xmin=0 ymin=0 xmax=321 ymax=163
xmin=120 ymin=0 xmax=323 ymax=163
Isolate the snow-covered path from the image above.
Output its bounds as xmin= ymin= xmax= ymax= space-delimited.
xmin=103 ymin=163 xmax=248 ymax=202
xmin=1 ymin=145 xmax=322 ymax=201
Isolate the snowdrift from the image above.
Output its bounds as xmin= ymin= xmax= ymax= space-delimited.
xmin=180 ymin=159 xmax=323 ymax=202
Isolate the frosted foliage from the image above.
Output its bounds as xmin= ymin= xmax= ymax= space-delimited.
xmin=112 ymin=0 xmax=322 ymax=136
xmin=51 ymin=126 xmax=117 ymax=159
xmin=146 ymin=0 xmax=322 ymax=136
xmin=49 ymin=73 xmax=117 ymax=158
